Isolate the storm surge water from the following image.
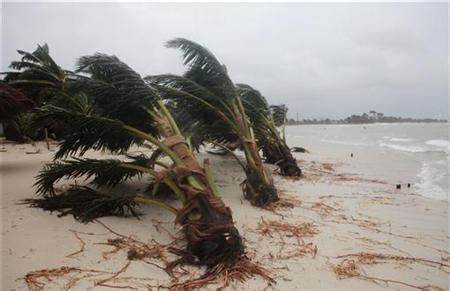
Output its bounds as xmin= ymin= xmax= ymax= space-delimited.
xmin=286 ymin=123 xmax=449 ymax=201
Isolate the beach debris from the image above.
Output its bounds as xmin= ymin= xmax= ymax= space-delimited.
xmin=170 ymin=257 xmax=275 ymax=290
xmin=291 ymin=146 xmax=309 ymax=153
xmin=263 ymin=189 xmax=302 ymax=213
xmin=24 ymin=266 xmax=111 ymax=291
xmin=65 ymin=230 xmax=87 ymax=258
xmin=25 ymin=148 xmax=41 ymax=155
xmin=333 ymin=252 xmax=449 ymax=290
xmin=254 ymin=217 xmax=319 ymax=260
xmin=321 ymin=163 xmax=335 ymax=171
xmin=310 ymin=201 xmax=339 ymax=217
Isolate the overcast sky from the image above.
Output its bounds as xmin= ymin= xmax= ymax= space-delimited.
xmin=1 ymin=2 xmax=448 ymax=119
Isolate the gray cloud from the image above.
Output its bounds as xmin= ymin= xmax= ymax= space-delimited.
xmin=1 ymin=2 xmax=448 ymax=119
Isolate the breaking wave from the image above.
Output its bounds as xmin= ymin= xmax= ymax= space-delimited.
xmin=415 ymin=160 xmax=448 ymax=201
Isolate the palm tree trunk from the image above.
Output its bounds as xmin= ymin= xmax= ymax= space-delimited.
xmin=155 ymin=104 xmax=244 ymax=267
xmin=233 ymin=101 xmax=278 ymax=206
xmin=261 ymin=140 xmax=302 ymax=176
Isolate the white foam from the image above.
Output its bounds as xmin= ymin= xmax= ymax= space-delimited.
xmin=378 ymin=142 xmax=427 ymax=153
xmin=415 ymin=161 xmax=448 ymax=201
xmin=425 ymin=139 xmax=450 ymax=148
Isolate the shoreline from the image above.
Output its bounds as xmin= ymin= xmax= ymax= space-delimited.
xmin=1 ymin=141 xmax=449 ymax=290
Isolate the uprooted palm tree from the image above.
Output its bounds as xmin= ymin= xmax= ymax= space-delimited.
xmin=237 ymin=84 xmax=302 ymax=176
xmin=147 ymin=38 xmax=278 ymax=207
xmin=24 ymin=53 xmax=244 ymax=269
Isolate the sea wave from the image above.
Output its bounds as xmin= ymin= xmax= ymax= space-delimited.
xmin=415 ymin=160 xmax=448 ymax=201
xmin=425 ymin=139 xmax=450 ymax=148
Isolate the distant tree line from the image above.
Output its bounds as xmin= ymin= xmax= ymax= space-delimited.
xmin=287 ymin=111 xmax=447 ymax=125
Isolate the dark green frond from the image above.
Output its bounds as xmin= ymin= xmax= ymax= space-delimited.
xmin=236 ymin=83 xmax=270 ymax=128
xmin=33 ymin=105 xmax=144 ymax=158
xmin=270 ymin=105 xmax=288 ymax=127
xmin=148 ymin=75 xmax=238 ymax=148
xmin=3 ymin=43 xmax=68 ymax=105
xmin=23 ymin=186 xmax=140 ymax=223
xmin=75 ymin=54 xmax=159 ymax=136
xmin=166 ymin=38 xmax=236 ymax=100
xmin=34 ymin=157 xmax=146 ymax=196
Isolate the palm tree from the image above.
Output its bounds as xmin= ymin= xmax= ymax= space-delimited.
xmin=147 ymin=38 xmax=278 ymax=207
xmin=25 ymin=53 xmax=244 ymax=268
xmin=237 ymin=85 xmax=302 ymax=176
xmin=3 ymin=43 xmax=69 ymax=101
xmin=1 ymin=44 xmax=72 ymax=141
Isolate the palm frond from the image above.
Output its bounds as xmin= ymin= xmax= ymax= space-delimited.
xmin=34 ymin=105 xmax=143 ymax=159
xmin=75 ymin=54 xmax=160 ymax=136
xmin=270 ymin=105 xmax=288 ymax=127
xmin=166 ymin=38 xmax=236 ymax=100
xmin=148 ymin=76 xmax=238 ymax=148
xmin=23 ymin=186 xmax=140 ymax=223
xmin=35 ymin=157 xmax=148 ymax=196
xmin=3 ymin=43 xmax=68 ymax=105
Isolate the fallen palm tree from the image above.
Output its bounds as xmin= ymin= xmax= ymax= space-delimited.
xmin=24 ymin=53 xmax=245 ymax=271
xmin=237 ymin=84 xmax=302 ymax=176
xmin=147 ymin=38 xmax=278 ymax=206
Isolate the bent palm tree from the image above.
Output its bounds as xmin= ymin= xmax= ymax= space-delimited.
xmin=2 ymin=44 xmax=72 ymax=140
xmin=25 ymin=54 xmax=244 ymax=268
xmin=237 ymin=84 xmax=302 ymax=176
xmin=147 ymin=38 xmax=278 ymax=207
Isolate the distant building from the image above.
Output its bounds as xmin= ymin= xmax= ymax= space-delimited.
xmin=369 ymin=110 xmax=377 ymax=120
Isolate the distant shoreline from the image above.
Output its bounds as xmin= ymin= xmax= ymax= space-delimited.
xmin=287 ymin=121 xmax=448 ymax=126
xmin=287 ymin=111 xmax=447 ymax=125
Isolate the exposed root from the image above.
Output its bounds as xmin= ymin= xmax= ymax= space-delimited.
xmin=170 ymin=257 xmax=275 ymax=290
xmin=333 ymin=252 xmax=449 ymax=290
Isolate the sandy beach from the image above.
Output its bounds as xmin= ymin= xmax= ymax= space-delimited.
xmin=1 ymin=138 xmax=448 ymax=290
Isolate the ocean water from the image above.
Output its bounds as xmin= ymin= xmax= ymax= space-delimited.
xmin=286 ymin=123 xmax=449 ymax=201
